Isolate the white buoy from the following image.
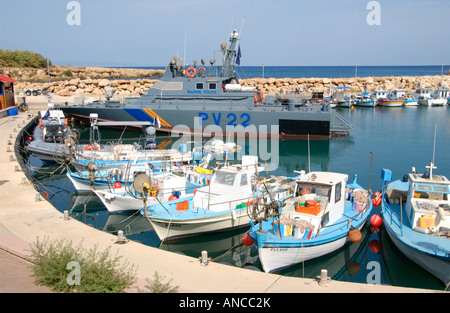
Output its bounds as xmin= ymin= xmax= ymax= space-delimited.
xmin=63 ymin=210 xmax=70 ymax=221
xmin=35 ymin=194 xmax=41 ymax=201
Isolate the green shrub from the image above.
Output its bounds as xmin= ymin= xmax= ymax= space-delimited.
xmin=0 ymin=49 xmax=51 ymax=68
xmin=139 ymin=271 xmax=179 ymax=293
xmin=29 ymin=237 xmax=138 ymax=293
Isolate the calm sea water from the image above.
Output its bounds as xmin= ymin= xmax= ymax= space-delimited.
xmin=135 ymin=65 xmax=450 ymax=79
xmin=27 ymin=105 xmax=449 ymax=291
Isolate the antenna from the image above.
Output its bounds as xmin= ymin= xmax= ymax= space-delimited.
xmin=183 ymin=30 xmax=187 ymax=66
xmin=307 ymin=133 xmax=311 ymax=173
xmin=433 ymin=123 xmax=437 ymax=164
xmin=239 ymin=16 xmax=245 ymax=37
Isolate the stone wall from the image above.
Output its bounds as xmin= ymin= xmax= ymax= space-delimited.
xmin=7 ymin=65 xmax=450 ymax=97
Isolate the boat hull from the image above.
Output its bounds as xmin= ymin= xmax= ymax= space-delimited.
xmin=93 ymin=189 xmax=149 ymax=213
xmin=148 ymin=208 xmax=251 ymax=241
xmin=255 ymin=222 xmax=366 ymax=273
xmin=418 ymin=98 xmax=448 ymax=106
xmin=378 ymin=100 xmax=403 ymax=107
xmin=60 ymin=105 xmax=332 ymax=138
xmin=383 ymin=221 xmax=450 ymax=287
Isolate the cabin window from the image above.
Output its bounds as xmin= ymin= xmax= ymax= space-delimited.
xmin=335 ymin=182 xmax=342 ymax=203
xmin=0 ymin=82 xmax=3 ymax=95
xmin=196 ymin=83 xmax=204 ymax=90
xmin=209 ymin=83 xmax=217 ymax=90
xmin=240 ymin=174 xmax=248 ymax=186
xmin=214 ymin=171 xmax=236 ymax=186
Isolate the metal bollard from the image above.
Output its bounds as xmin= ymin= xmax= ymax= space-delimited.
xmin=115 ymin=230 xmax=128 ymax=244
xmin=317 ymin=269 xmax=330 ymax=287
xmin=199 ymin=250 xmax=209 ymax=266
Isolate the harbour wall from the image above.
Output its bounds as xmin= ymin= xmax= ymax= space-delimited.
xmin=4 ymin=66 xmax=450 ymax=97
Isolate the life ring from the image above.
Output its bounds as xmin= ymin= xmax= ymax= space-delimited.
xmin=197 ymin=67 xmax=206 ymax=77
xmin=83 ymin=144 xmax=99 ymax=151
xmin=186 ymin=67 xmax=197 ymax=78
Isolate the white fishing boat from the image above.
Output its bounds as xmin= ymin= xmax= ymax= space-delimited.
xmin=381 ymin=162 xmax=450 ymax=287
xmin=93 ymin=171 xmax=197 ymax=213
xmin=142 ymin=156 xmax=296 ymax=241
xmin=416 ymin=88 xmax=447 ymax=106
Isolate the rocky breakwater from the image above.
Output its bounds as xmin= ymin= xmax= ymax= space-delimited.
xmin=9 ymin=65 xmax=450 ymax=98
xmin=240 ymin=75 xmax=450 ymax=95
xmin=4 ymin=65 xmax=163 ymax=97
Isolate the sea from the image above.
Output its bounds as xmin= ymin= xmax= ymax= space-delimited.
xmin=26 ymin=66 xmax=450 ymax=291
xmin=134 ymin=65 xmax=450 ymax=79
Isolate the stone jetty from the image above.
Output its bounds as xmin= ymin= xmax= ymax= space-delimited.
xmin=3 ymin=66 xmax=450 ymax=97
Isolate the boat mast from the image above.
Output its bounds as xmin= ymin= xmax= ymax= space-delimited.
xmin=222 ymin=30 xmax=239 ymax=78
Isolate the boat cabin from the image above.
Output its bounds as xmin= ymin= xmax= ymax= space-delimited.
xmin=389 ymin=89 xmax=406 ymax=99
xmin=404 ymin=163 xmax=450 ymax=232
xmin=0 ymin=75 xmax=17 ymax=110
xmin=193 ymin=155 xmax=262 ymax=212
xmin=373 ymin=89 xmax=389 ymax=99
xmin=432 ymin=87 xmax=449 ymax=99
xmin=414 ymin=88 xmax=432 ymax=99
xmin=293 ymin=172 xmax=348 ymax=227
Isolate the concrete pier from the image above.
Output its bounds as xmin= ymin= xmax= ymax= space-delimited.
xmin=0 ymin=102 xmax=440 ymax=293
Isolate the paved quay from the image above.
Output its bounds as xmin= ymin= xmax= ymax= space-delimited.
xmin=0 ymin=101 xmax=440 ymax=293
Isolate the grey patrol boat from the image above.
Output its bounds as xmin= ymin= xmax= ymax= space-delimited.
xmin=59 ymin=30 xmax=350 ymax=138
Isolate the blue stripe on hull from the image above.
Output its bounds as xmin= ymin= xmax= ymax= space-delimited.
xmin=123 ymin=108 xmax=154 ymax=123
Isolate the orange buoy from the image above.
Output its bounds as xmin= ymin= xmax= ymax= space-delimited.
xmin=114 ymin=182 xmax=122 ymax=189
xmin=242 ymin=233 xmax=254 ymax=246
xmin=370 ymin=214 xmax=383 ymax=227
xmin=372 ymin=191 xmax=382 ymax=207
xmin=348 ymin=229 xmax=362 ymax=242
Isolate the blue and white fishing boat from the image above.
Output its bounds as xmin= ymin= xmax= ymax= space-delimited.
xmin=355 ymin=90 xmax=375 ymax=107
xmin=142 ymin=156 xmax=296 ymax=241
xmin=403 ymin=92 xmax=419 ymax=106
xmin=248 ymin=171 xmax=373 ymax=273
xmin=381 ymin=162 xmax=450 ymax=287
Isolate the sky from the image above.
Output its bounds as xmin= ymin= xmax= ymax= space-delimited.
xmin=1 ymin=0 xmax=449 ymax=67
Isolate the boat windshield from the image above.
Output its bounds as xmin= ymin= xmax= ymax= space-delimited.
xmin=214 ymin=171 xmax=236 ymax=187
xmin=296 ymin=183 xmax=331 ymax=198
xmin=414 ymin=183 xmax=450 ymax=200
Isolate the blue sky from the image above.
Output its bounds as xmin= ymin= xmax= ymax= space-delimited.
xmin=1 ymin=0 xmax=449 ymax=67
